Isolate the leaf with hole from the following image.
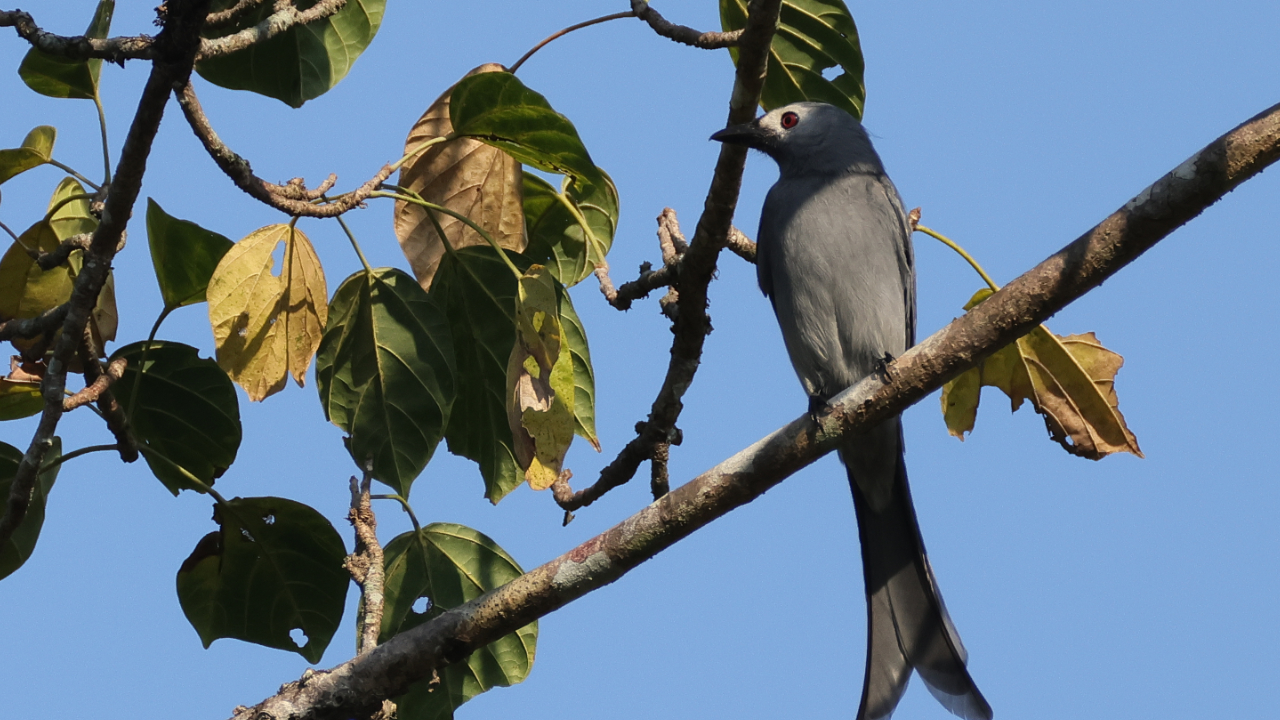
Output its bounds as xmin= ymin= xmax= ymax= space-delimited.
xmin=395 ymin=64 xmax=525 ymax=291
xmin=316 ymin=268 xmax=456 ymax=497
xmin=720 ymin=0 xmax=866 ymax=119
xmin=449 ymin=71 xmax=602 ymax=188
xmin=380 ymin=523 xmax=537 ymax=720
xmin=0 ymin=126 xmax=56 ymax=185
xmin=522 ymin=170 xmax=618 ymax=287
xmin=18 ymin=0 xmax=113 ymax=100
xmin=941 ymin=288 xmax=1143 ymax=459
xmin=176 ymin=496 xmax=347 ymax=663
xmin=0 ymin=437 xmax=60 ymax=580
xmin=207 ymin=224 xmax=328 ymax=402
xmin=111 ymin=341 xmax=241 ymax=495
xmin=196 ymin=0 xmax=385 ymax=108
xmin=146 ymin=198 xmax=234 ymax=310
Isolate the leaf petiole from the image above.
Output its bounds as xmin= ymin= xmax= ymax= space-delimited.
xmin=915 ymin=224 xmax=1001 ymax=292
xmin=371 ymin=190 xmax=523 ymax=279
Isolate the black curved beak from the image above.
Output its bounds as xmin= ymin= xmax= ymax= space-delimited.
xmin=710 ymin=120 xmax=767 ymax=149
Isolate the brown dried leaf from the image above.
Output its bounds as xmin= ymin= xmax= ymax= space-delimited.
xmin=394 ymin=63 xmax=524 ymax=290
xmin=941 ymin=289 xmax=1142 ymax=459
xmin=207 ymin=224 xmax=328 ymax=402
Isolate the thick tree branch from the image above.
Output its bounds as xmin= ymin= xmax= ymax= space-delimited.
xmin=229 ymin=99 xmax=1280 ymax=720
xmin=198 ymin=0 xmax=349 ymax=60
xmin=630 ymin=0 xmax=743 ymax=49
xmin=555 ymin=0 xmax=782 ymax=511
xmin=0 ymin=0 xmax=211 ymax=550
xmin=175 ymin=80 xmax=392 ymax=217
xmin=0 ymin=9 xmax=156 ymax=62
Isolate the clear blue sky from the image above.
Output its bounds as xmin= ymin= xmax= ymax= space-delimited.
xmin=3 ymin=2 xmax=1279 ymax=718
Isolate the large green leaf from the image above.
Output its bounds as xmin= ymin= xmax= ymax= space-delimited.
xmin=0 ymin=126 xmax=56 ymax=185
xmin=449 ymin=72 xmax=602 ymax=188
xmin=0 ymin=178 xmax=92 ymax=332
xmin=0 ymin=437 xmax=61 ymax=580
xmin=720 ymin=0 xmax=865 ymax=119
xmin=428 ymin=248 xmax=522 ymax=503
xmin=18 ymin=0 xmax=114 ymax=100
xmin=316 ymin=268 xmax=456 ymax=497
xmin=111 ymin=341 xmax=241 ymax=495
xmin=145 ymin=198 xmax=234 ymax=310
xmin=196 ymin=0 xmax=385 ymax=108
xmin=522 ymin=170 xmax=618 ymax=287
xmin=381 ymin=523 xmax=537 ymax=720
xmin=176 ymin=496 xmax=348 ymax=663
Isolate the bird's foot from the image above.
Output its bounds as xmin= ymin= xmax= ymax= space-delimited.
xmin=876 ymin=352 xmax=897 ymax=383
xmin=807 ymin=395 xmax=829 ymax=425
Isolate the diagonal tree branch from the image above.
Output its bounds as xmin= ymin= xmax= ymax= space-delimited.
xmin=0 ymin=0 xmax=213 ymax=550
xmin=228 ymin=98 xmax=1280 ymax=720
xmin=197 ymin=0 xmax=350 ymax=59
xmin=554 ymin=0 xmax=784 ymax=512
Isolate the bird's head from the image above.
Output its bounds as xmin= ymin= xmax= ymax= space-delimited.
xmin=710 ymin=102 xmax=884 ymax=178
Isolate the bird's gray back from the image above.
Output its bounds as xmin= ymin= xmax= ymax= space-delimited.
xmin=757 ymin=169 xmax=916 ymax=400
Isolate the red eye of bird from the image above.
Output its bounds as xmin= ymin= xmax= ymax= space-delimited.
xmin=780 ymin=111 xmax=799 ymax=129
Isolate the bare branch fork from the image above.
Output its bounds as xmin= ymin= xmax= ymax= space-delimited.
xmin=231 ymin=98 xmax=1280 ymax=720
xmin=0 ymin=0 xmax=215 ymax=550
xmin=552 ymin=0 xmax=784 ymax=513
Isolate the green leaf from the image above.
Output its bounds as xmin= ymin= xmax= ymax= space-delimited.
xmin=557 ymin=286 xmax=598 ymax=449
xmin=428 ymin=248 xmax=523 ymax=503
xmin=111 ymin=341 xmax=242 ymax=495
xmin=381 ymin=523 xmax=537 ymax=720
xmin=145 ymin=198 xmax=234 ymax=310
xmin=0 ymin=125 xmax=56 ymax=185
xmin=522 ymin=170 xmax=618 ymax=287
xmin=176 ymin=496 xmax=348 ymax=663
xmin=316 ymin=268 xmax=456 ymax=497
xmin=18 ymin=0 xmax=114 ymax=100
xmin=196 ymin=0 xmax=386 ymax=108
xmin=0 ymin=379 xmax=43 ymax=421
xmin=720 ymin=0 xmax=865 ymax=119
xmin=449 ymin=72 xmax=602 ymax=188
xmin=0 ymin=437 xmax=60 ymax=580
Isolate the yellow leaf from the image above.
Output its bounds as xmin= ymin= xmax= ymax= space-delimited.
xmin=393 ymin=63 xmax=524 ymax=290
xmin=506 ymin=266 xmax=575 ymax=490
xmin=207 ymin=224 xmax=328 ymax=402
xmin=941 ymin=288 xmax=1142 ymax=459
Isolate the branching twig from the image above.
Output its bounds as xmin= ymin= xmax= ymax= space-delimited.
xmin=32 ymin=233 xmax=92 ymax=270
xmin=205 ymin=0 xmax=271 ymax=28
xmin=228 ymin=98 xmax=1280 ymax=720
xmin=0 ymin=0 xmax=211 ymax=551
xmin=64 ymin=355 xmax=125 ymax=412
xmin=198 ymin=0 xmax=349 ymax=60
xmin=175 ymin=80 xmax=392 ymax=217
xmin=0 ymin=9 xmax=156 ymax=62
xmin=630 ymin=0 xmax=743 ymax=49
xmin=346 ymin=474 xmax=385 ymax=656
xmin=556 ymin=0 xmax=783 ymax=512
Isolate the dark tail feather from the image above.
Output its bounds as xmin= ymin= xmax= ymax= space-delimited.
xmin=842 ymin=422 xmax=992 ymax=720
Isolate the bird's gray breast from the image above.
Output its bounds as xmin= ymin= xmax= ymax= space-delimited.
xmin=757 ymin=171 xmax=914 ymax=400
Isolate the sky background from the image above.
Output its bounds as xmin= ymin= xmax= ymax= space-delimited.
xmin=3 ymin=1 xmax=1280 ymax=719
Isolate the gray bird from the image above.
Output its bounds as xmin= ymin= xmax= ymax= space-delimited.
xmin=711 ymin=102 xmax=992 ymax=720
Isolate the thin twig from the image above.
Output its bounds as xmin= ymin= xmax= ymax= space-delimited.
xmin=175 ymin=81 xmax=393 ymax=217
xmin=0 ymin=304 xmax=68 ymax=342
xmin=198 ymin=0 xmax=350 ymax=60
xmin=650 ymin=441 xmax=670 ymax=499
xmin=205 ymin=0 xmax=271 ymax=28
xmin=0 ymin=9 xmax=156 ymax=62
xmin=510 ymin=11 xmax=635 ymax=74
xmin=33 ymin=233 xmax=92 ymax=270
xmin=64 ymin=355 xmax=126 ymax=412
xmin=630 ymin=0 xmax=743 ymax=49
xmin=725 ymin=226 xmax=756 ymax=263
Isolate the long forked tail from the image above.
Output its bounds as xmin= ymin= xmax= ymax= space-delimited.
xmin=841 ymin=425 xmax=992 ymax=720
